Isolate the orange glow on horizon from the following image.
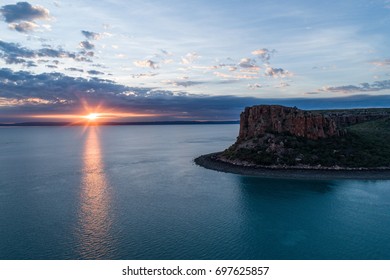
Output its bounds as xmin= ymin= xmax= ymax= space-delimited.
xmin=27 ymin=111 xmax=159 ymax=121
xmin=21 ymin=100 xmax=160 ymax=124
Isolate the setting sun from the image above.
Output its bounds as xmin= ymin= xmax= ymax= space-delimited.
xmin=85 ymin=113 xmax=100 ymax=121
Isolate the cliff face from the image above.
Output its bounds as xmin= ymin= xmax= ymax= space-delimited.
xmin=219 ymin=105 xmax=390 ymax=168
xmin=238 ymin=105 xmax=339 ymax=141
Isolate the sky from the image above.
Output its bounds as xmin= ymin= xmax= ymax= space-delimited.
xmin=1 ymin=0 xmax=390 ymax=122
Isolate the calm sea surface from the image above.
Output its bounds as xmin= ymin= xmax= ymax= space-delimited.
xmin=1 ymin=125 xmax=390 ymax=259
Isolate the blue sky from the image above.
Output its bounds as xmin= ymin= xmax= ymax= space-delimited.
xmin=1 ymin=0 xmax=390 ymax=122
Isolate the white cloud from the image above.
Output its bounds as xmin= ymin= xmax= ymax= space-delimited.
xmin=134 ymin=59 xmax=159 ymax=69
xmin=251 ymin=48 xmax=275 ymax=63
xmin=181 ymin=52 xmax=200 ymax=64
xmin=238 ymin=58 xmax=259 ymax=70
xmin=264 ymin=66 xmax=292 ymax=78
xmin=8 ymin=21 xmax=38 ymax=33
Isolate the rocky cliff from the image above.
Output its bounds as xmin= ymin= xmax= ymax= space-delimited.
xmin=238 ymin=105 xmax=390 ymax=141
xmin=195 ymin=105 xmax=390 ymax=173
xmin=238 ymin=105 xmax=339 ymax=141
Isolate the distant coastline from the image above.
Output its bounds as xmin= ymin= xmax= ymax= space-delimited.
xmin=0 ymin=120 xmax=239 ymax=127
xmin=195 ymin=152 xmax=390 ymax=180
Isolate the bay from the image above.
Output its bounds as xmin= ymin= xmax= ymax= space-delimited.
xmin=1 ymin=125 xmax=390 ymax=259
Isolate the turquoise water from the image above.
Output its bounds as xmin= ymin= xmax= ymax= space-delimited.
xmin=1 ymin=125 xmax=390 ymax=259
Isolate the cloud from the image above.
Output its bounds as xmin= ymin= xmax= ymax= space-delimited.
xmin=8 ymin=20 xmax=38 ymax=32
xmin=0 ymin=40 xmax=93 ymax=65
xmin=160 ymin=49 xmax=172 ymax=56
xmin=251 ymin=48 xmax=276 ymax=63
xmin=87 ymin=70 xmax=104 ymax=75
xmin=0 ymin=68 xmax=133 ymax=106
xmin=264 ymin=66 xmax=292 ymax=78
xmin=248 ymin=83 xmax=264 ymax=90
xmin=79 ymin=41 xmax=95 ymax=50
xmin=2 ymin=68 xmax=390 ymax=122
xmin=0 ymin=2 xmax=51 ymax=32
xmin=66 ymin=67 xmax=84 ymax=73
xmin=132 ymin=73 xmax=159 ymax=78
xmin=371 ymin=59 xmax=390 ymax=67
xmin=276 ymin=82 xmax=290 ymax=88
xmin=315 ymin=80 xmax=390 ymax=94
xmin=134 ymin=59 xmax=159 ymax=69
xmin=0 ymin=2 xmax=50 ymax=22
xmin=0 ymin=40 xmax=34 ymax=64
xmin=238 ymin=58 xmax=259 ymax=70
xmin=181 ymin=52 xmax=200 ymax=64
xmin=213 ymin=71 xmax=257 ymax=80
xmin=163 ymin=80 xmax=205 ymax=87
xmin=81 ymin=30 xmax=101 ymax=40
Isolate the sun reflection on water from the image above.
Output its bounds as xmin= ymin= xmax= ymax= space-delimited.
xmin=77 ymin=127 xmax=114 ymax=259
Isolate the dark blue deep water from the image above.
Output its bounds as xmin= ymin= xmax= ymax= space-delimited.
xmin=1 ymin=125 xmax=390 ymax=260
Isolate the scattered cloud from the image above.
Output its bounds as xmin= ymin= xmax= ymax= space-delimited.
xmin=0 ymin=2 xmax=51 ymax=32
xmin=0 ymin=67 xmax=132 ymax=105
xmin=248 ymin=83 xmax=264 ymax=90
xmin=238 ymin=58 xmax=257 ymax=69
xmin=181 ymin=52 xmax=200 ymax=64
xmin=79 ymin=40 xmax=95 ymax=50
xmin=0 ymin=40 xmax=93 ymax=65
xmin=2 ymin=68 xmax=390 ymax=121
xmin=371 ymin=59 xmax=390 ymax=67
xmin=81 ymin=30 xmax=101 ymax=40
xmin=8 ymin=20 xmax=38 ymax=32
xmin=163 ymin=80 xmax=205 ymax=87
xmin=316 ymin=80 xmax=390 ymax=94
xmin=87 ymin=70 xmax=104 ymax=75
xmin=276 ymin=82 xmax=290 ymax=88
xmin=213 ymin=71 xmax=257 ymax=80
xmin=264 ymin=66 xmax=292 ymax=78
xmin=134 ymin=59 xmax=159 ymax=69
xmin=251 ymin=48 xmax=276 ymax=63
xmin=66 ymin=67 xmax=84 ymax=73
xmin=132 ymin=73 xmax=159 ymax=78
xmin=160 ymin=49 xmax=172 ymax=56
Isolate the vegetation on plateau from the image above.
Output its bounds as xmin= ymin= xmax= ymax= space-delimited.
xmin=222 ymin=117 xmax=390 ymax=168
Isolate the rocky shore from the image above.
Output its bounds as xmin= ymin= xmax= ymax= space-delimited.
xmin=195 ymin=152 xmax=390 ymax=180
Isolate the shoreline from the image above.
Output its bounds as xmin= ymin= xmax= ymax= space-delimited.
xmin=194 ymin=152 xmax=390 ymax=180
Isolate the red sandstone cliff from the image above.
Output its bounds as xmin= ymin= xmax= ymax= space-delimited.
xmin=238 ymin=105 xmax=390 ymax=141
xmin=238 ymin=105 xmax=339 ymax=141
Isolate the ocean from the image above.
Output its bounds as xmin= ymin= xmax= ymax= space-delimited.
xmin=1 ymin=125 xmax=390 ymax=259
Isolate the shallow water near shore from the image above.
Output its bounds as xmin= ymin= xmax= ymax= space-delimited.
xmin=1 ymin=125 xmax=390 ymax=259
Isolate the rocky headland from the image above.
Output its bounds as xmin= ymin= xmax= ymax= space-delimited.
xmin=195 ymin=105 xmax=390 ymax=179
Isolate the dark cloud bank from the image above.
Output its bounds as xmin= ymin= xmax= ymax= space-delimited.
xmin=1 ymin=68 xmax=390 ymax=122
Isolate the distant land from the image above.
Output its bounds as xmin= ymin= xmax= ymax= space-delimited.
xmin=195 ymin=105 xmax=390 ymax=179
xmin=0 ymin=120 xmax=239 ymax=126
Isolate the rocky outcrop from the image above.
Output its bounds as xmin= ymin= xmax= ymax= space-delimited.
xmin=198 ymin=105 xmax=390 ymax=170
xmin=238 ymin=105 xmax=339 ymax=141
